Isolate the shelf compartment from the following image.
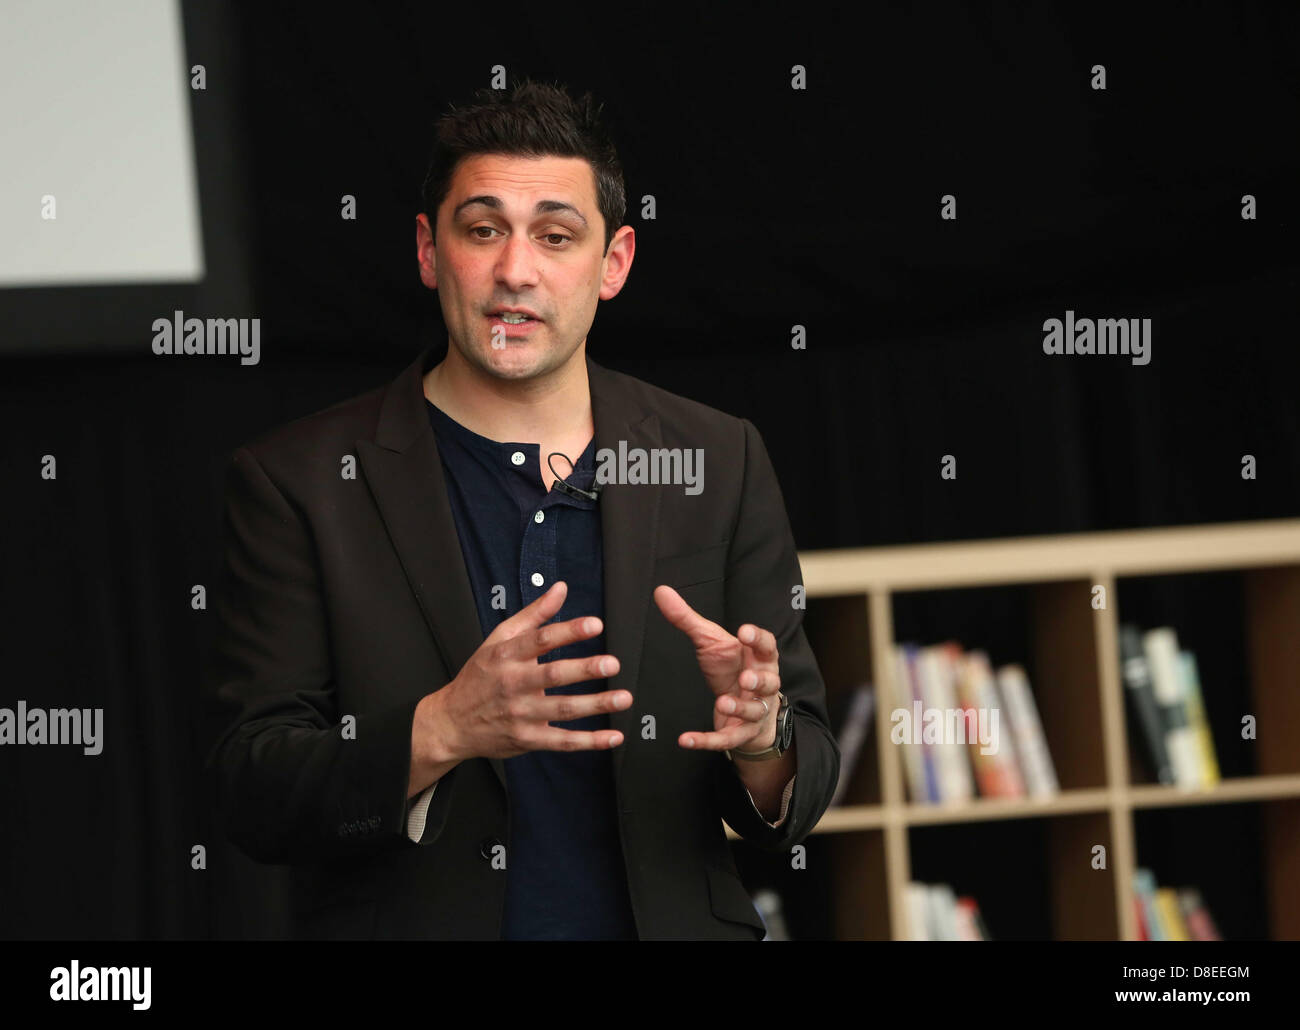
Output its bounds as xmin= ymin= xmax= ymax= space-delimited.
xmin=906 ymin=812 xmax=1118 ymax=940
xmin=887 ymin=579 xmax=1108 ymax=799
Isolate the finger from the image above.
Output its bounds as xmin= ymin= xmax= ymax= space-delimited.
xmin=528 ymin=687 xmax=634 ymax=726
xmin=737 ymin=624 xmax=778 ymax=663
xmin=507 ymin=613 xmax=605 ymax=663
xmin=736 ymin=667 xmax=782 ymax=697
xmin=528 ymin=727 xmax=625 ymax=752
xmin=653 ymin=584 xmax=727 ymax=646
xmin=716 ymin=694 xmax=771 ymax=722
xmin=514 ymin=653 xmax=620 ymax=694
xmin=488 ymin=580 xmax=569 ymax=641
xmin=678 ymin=725 xmax=767 ymax=751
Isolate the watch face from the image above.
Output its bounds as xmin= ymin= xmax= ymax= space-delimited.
xmin=778 ymin=703 xmax=794 ymax=750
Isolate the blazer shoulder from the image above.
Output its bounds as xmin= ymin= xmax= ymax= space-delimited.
xmin=229 ymin=376 xmax=390 ymax=477
xmin=592 ymin=361 xmax=751 ymax=444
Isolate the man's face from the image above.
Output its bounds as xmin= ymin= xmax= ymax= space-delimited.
xmin=417 ymin=153 xmax=633 ymax=382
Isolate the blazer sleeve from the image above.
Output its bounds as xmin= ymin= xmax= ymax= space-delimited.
xmin=203 ymin=446 xmax=418 ymax=864
xmin=711 ymin=419 xmax=840 ymax=851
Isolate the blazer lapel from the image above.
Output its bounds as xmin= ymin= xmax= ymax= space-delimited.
xmin=356 ymin=345 xmax=507 ymax=791
xmin=588 ymin=357 xmax=662 ymax=794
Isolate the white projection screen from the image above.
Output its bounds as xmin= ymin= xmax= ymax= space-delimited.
xmin=0 ymin=0 xmax=248 ymax=355
xmin=0 ymin=0 xmax=204 ymax=287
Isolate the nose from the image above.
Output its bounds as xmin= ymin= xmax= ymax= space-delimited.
xmin=494 ymin=230 xmax=540 ymax=292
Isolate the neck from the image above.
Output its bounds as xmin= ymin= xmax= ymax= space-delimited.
xmin=422 ymin=340 xmax=593 ymax=444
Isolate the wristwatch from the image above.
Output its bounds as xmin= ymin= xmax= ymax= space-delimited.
xmin=726 ymin=692 xmax=793 ymax=762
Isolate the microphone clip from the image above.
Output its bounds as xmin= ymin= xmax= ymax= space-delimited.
xmin=547 ymin=450 xmax=602 ymax=502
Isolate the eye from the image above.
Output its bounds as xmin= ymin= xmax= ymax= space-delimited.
xmin=543 ymin=233 xmax=572 ymax=246
xmin=471 ymin=226 xmax=498 ymax=239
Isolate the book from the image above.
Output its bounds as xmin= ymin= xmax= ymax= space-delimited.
xmin=830 ymin=682 xmax=876 ymax=807
xmin=1179 ymin=650 xmax=1220 ymax=788
xmin=893 ymin=645 xmax=933 ymax=803
xmin=1119 ymin=623 xmax=1174 ymax=785
xmin=1142 ymin=628 xmax=1202 ymax=789
xmin=918 ymin=644 xmax=975 ymax=803
xmin=1155 ymin=887 xmax=1191 ymax=940
xmin=953 ymin=897 xmax=988 ymax=940
xmin=996 ymin=664 xmax=1059 ymax=796
xmin=927 ymin=883 xmax=960 ymax=940
xmin=905 ymin=882 xmax=932 ymax=940
xmin=956 ymin=649 xmax=1027 ymax=798
xmin=1134 ymin=874 xmax=1225 ymax=941
xmin=1178 ymin=888 xmax=1223 ymax=942
xmin=907 ymin=882 xmax=990 ymax=940
xmin=1132 ymin=867 xmax=1165 ymax=941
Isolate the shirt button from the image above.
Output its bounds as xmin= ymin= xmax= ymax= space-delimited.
xmin=530 ymin=572 xmax=544 ymax=587
xmin=510 ymin=451 xmax=525 ymax=466
xmin=534 ymin=510 xmax=545 ymax=524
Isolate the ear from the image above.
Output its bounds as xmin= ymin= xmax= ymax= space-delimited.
xmin=598 ymin=225 xmax=636 ymax=300
xmin=416 ymin=213 xmax=437 ymax=290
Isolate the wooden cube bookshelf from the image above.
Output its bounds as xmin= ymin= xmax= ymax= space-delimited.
xmin=727 ymin=518 xmax=1300 ymax=941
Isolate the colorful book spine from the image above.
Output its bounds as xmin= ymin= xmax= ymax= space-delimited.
xmin=893 ymin=645 xmax=932 ymax=804
xmin=1179 ymin=650 xmax=1220 ymax=788
xmin=921 ymin=644 xmax=975 ymax=803
xmin=1155 ymin=888 xmax=1191 ymax=940
xmin=957 ymin=649 xmax=1026 ymax=798
xmin=1178 ymin=888 xmax=1223 ymax=942
xmin=1132 ymin=867 xmax=1166 ymax=941
xmin=954 ymin=897 xmax=986 ymax=940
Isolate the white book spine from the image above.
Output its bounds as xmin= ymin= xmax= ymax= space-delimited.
xmin=997 ymin=665 xmax=1059 ymax=796
xmin=1143 ymin=628 xmax=1201 ymax=789
xmin=929 ymin=884 xmax=960 ymax=941
xmin=918 ymin=647 xmax=975 ymax=802
xmin=905 ymin=882 xmax=932 ymax=941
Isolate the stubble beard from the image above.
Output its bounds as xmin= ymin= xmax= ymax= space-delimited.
xmin=457 ymin=322 xmax=580 ymax=385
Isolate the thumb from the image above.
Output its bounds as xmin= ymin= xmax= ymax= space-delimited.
xmin=653 ymin=584 xmax=720 ymax=645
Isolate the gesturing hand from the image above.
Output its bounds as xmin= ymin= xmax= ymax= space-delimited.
xmin=423 ymin=581 xmax=631 ymax=763
xmin=652 ymin=585 xmax=781 ymax=753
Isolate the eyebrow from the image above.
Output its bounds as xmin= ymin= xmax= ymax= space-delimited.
xmin=452 ymin=195 xmax=589 ymax=228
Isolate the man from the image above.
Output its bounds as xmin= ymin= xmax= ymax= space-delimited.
xmin=206 ymin=80 xmax=839 ymax=940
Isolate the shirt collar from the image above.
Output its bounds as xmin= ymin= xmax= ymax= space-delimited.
xmin=425 ymin=398 xmax=598 ymax=499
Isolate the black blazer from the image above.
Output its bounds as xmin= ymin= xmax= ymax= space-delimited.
xmin=205 ymin=345 xmax=839 ymax=939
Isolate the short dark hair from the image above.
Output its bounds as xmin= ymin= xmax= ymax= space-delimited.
xmin=421 ymin=80 xmax=626 ymax=254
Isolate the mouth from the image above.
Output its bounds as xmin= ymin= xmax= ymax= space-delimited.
xmin=488 ymin=306 xmax=541 ymax=323
xmin=486 ymin=307 xmax=542 ymax=338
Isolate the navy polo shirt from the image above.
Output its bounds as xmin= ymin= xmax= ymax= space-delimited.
xmin=425 ymin=399 xmax=638 ymax=940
